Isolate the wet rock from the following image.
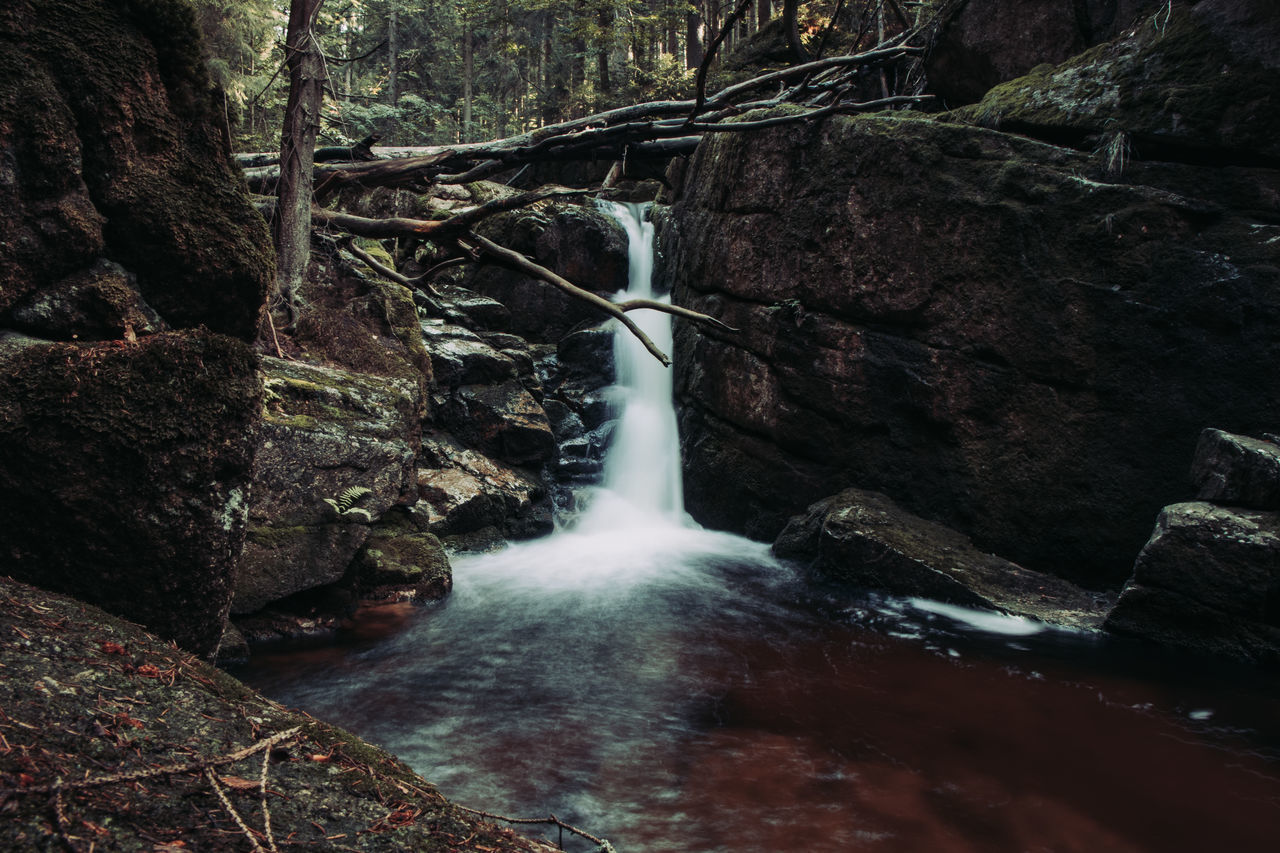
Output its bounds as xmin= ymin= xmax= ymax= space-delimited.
xmin=1105 ymin=502 xmax=1280 ymax=663
xmin=0 ymin=330 xmax=261 ymax=659
xmin=665 ymin=103 xmax=1280 ymax=585
xmin=463 ymin=204 xmax=629 ymax=342
xmin=7 ymin=258 xmax=168 ymax=341
xmin=774 ymin=489 xmax=1112 ymax=631
xmin=234 ymin=357 xmax=421 ymax=614
xmin=418 ymin=432 xmax=552 ymax=539
xmin=420 ymin=319 xmax=519 ymax=386
xmin=1192 ymin=428 xmax=1280 ymax=509
xmin=436 ymin=283 xmax=512 ymax=331
xmin=434 ymin=380 xmax=557 ymax=467
xmin=355 ymin=508 xmax=453 ymax=600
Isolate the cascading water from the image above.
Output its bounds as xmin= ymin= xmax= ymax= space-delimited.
xmin=584 ymin=200 xmax=685 ymax=527
xmin=239 ymin=203 xmax=1280 ymax=853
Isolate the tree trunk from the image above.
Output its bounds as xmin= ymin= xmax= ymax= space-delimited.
xmin=685 ymin=11 xmax=703 ymax=68
xmin=462 ymin=20 xmax=474 ymax=141
xmin=388 ymin=9 xmax=399 ymax=107
xmin=273 ymin=0 xmax=326 ymax=313
xmin=597 ymin=8 xmax=612 ymax=92
xmin=757 ymin=0 xmax=771 ymax=27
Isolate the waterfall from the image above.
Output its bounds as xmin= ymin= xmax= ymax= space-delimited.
xmin=576 ymin=200 xmax=686 ymax=530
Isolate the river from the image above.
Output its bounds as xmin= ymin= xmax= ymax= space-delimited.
xmin=238 ymin=203 xmax=1280 ymax=852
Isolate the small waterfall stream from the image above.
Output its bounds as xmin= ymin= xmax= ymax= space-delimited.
xmin=239 ymin=205 xmax=1280 ymax=852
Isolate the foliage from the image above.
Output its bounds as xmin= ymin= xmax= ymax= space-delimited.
xmin=193 ymin=0 xmax=918 ymax=152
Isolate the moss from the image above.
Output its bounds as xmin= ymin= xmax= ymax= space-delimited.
xmin=1 ymin=0 xmax=274 ymax=340
xmin=951 ymin=4 xmax=1280 ymax=158
xmin=0 ymin=576 xmax=551 ymax=852
xmin=0 ymin=330 xmax=262 ymax=657
xmin=246 ymin=524 xmax=314 ymax=549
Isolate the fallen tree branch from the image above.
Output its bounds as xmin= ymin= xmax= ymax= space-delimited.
xmin=465 ymin=232 xmax=735 ymax=365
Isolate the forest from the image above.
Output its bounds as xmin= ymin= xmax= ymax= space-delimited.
xmin=195 ymin=0 xmax=938 ymax=152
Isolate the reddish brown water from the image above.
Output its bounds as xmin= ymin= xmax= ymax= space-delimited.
xmin=237 ymin=531 xmax=1280 ymax=852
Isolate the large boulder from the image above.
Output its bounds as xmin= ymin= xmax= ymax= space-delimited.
xmin=1104 ymin=502 xmax=1280 ymax=663
xmin=0 ymin=331 xmax=261 ymax=658
xmin=0 ymin=0 xmax=273 ymax=341
xmin=1191 ymin=428 xmax=1280 ymax=509
xmin=0 ymin=576 xmax=554 ymax=852
xmin=233 ymin=357 xmax=422 ymax=614
xmin=663 ymin=104 xmax=1280 ymax=585
xmin=925 ymin=0 xmax=1165 ymax=106
xmin=955 ymin=0 xmax=1280 ymax=160
xmin=774 ymin=488 xmax=1112 ymax=631
xmin=0 ymin=0 xmax=274 ymax=659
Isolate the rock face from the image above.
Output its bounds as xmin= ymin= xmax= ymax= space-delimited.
xmin=926 ymin=0 xmax=1164 ymax=106
xmin=0 ymin=331 xmax=261 ymax=659
xmin=0 ymin=0 xmax=273 ymax=340
xmin=957 ymin=0 xmax=1280 ymax=161
xmin=0 ymin=0 xmax=272 ymax=658
xmin=1105 ymin=429 xmax=1280 ymax=662
xmin=774 ymin=488 xmax=1112 ymax=631
xmin=233 ymin=357 xmax=422 ymax=614
xmin=662 ymin=12 xmax=1280 ymax=586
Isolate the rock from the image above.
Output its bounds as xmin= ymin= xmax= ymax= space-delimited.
xmin=1104 ymin=502 xmax=1280 ymax=663
xmin=0 ymin=330 xmax=261 ymax=658
xmin=0 ymin=576 xmax=555 ymax=853
xmin=7 ymin=258 xmax=169 ymax=341
xmin=417 ymin=433 xmax=552 ymax=539
xmin=0 ymin=0 xmax=273 ymax=341
xmin=774 ymin=489 xmax=1112 ymax=631
xmin=926 ymin=0 xmax=1163 ymax=106
xmin=234 ymin=357 xmax=422 ymax=614
xmin=420 ymin=319 xmax=519 ymax=386
xmin=434 ymin=380 xmax=557 ymax=467
xmin=954 ymin=0 xmax=1280 ymax=161
xmin=1192 ymin=428 xmax=1280 ymax=509
xmin=436 ymin=283 xmax=513 ymax=331
xmin=463 ymin=204 xmax=629 ymax=342
xmin=293 ymin=261 xmax=433 ymax=386
xmin=663 ymin=106 xmax=1280 ymax=585
xmin=355 ymin=508 xmax=453 ymax=600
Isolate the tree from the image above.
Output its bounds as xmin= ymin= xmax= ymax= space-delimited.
xmin=273 ymin=0 xmax=326 ymax=326
xmin=252 ymin=0 xmax=954 ymax=359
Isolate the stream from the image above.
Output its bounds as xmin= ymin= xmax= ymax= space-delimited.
xmin=238 ymin=204 xmax=1280 ymax=852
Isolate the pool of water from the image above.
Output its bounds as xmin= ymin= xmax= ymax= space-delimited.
xmin=236 ymin=523 xmax=1280 ymax=853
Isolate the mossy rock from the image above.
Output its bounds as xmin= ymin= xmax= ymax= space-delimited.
xmin=0 ymin=330 xmax=262 ymax=658
xmin=952 ymin=1 xmax=1280 ymax=160
xmin=0 ymin=0 xmax=273 ymax=340
xmin=0 ymin=575 xmax=555 ymax=852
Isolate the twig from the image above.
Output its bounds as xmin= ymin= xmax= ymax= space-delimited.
xmin=205 ymin=768 xmax=269 ymax=853
xmin=258 ymin=746 xmax=278 ymax=853
xmin=454 ymin=804 xmax=613 ymax=850
xmin=686 ymin=0 xmax=756 ymax=125
xmin=1 ymin=727 xmax=303 ymax=797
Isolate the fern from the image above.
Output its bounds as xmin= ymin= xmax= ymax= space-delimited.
xmin=324 ymin=485 xmax=373 ymax=517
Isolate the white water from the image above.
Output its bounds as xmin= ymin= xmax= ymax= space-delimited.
xmin=577 ymin=200 xmax=686 ymax=531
